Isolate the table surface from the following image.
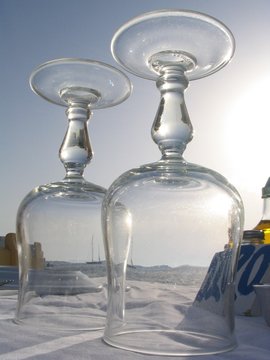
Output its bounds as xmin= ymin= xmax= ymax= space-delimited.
xmin=0 ymin=290 xmax=269 ymax=360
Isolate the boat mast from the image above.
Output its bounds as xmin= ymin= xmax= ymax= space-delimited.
xmin=91 ymin=236 xmax=94 ymax=263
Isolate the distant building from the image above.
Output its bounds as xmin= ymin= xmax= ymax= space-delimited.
xmin=0 ymin=233 xmax=45 ymax=269
xmin=30 ymin=242 xmax=45 ymax=269
xmin=0 ymin=233 xmax=18 ymax=266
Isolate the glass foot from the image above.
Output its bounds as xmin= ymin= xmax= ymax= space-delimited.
xmin=111 ymin=9 xmax=235 ymax=80
xmin=30 ymin=58 xmax=131 ymax=108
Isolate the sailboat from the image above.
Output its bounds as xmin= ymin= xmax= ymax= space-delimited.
xmin=86 ymin=236 xmax=102 ymax=264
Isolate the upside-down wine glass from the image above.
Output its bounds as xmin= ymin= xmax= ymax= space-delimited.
xmin=102 ymin=10 xmax=244 ymax=355
xmin=15 ymin=58 xmax=131 ymax=330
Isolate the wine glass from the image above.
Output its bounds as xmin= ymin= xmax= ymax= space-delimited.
xmin=102 ymin=10 xmax=244 ymax=355
xmin=14 ymin=58 xmax=131 ymax=330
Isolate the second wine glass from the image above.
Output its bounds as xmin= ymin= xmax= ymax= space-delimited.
xmin=102 ymin=10 xmax=244 ymax=355
xmin=15 ymin=58 xmax=131 ymax=330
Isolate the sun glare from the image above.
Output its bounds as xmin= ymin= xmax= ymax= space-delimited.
xmin=224 ymin=75 xmax=270 ymax=191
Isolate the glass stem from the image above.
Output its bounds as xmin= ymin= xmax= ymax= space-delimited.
xmin=151 ymin=65 xmax=193 ymax=160
xmin=59 ymin=103 xmax=93 ymax=181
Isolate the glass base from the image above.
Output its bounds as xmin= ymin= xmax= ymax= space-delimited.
xmin=104 ymin=329 xmax=236 ymax=356
xmin=14 ymin=313 xmax=105 ymax=331
xmin=30 ymin=58 xmax=131 ymax=108
xmin=111 ymin=9 xmax=235 ymax=80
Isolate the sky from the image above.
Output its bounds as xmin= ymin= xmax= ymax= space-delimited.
xmin=1 ymin=0 xmax=270 ymax=238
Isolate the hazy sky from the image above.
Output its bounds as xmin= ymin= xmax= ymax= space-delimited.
xmin=1 ymin=0 xmax=270 ymax=236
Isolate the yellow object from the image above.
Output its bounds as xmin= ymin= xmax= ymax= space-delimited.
xmin=254 ymin=221 xmax=270 ymax=243
xmin=254 ymin=178 xmax=270 ymax=244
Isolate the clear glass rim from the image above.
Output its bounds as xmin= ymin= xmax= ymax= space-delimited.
xmin=103 ymin=332 xmax=237 ymax=357
xmin=29 ymin=57 xmax=132 ymax=108
xmin=111 ymin=9 xmax=235 ymax=81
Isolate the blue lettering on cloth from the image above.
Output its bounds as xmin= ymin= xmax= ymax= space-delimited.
xmin=195 ymin=250 xmax=232 ymax=302
xmin=237 ymin=245 xmax=270 ymax=296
